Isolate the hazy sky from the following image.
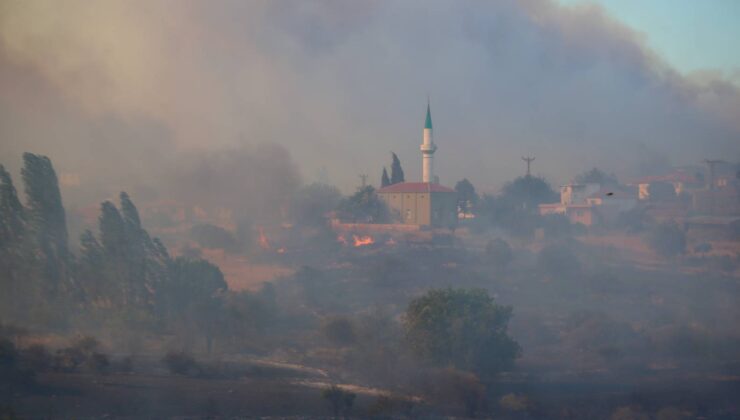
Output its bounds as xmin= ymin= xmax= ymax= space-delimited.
xmin=557 ymin=0 xmax=740 ymax=77
xmin=1 ymin=0 xmax=739 ymax=200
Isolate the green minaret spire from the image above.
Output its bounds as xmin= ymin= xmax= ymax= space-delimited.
xmin=424 ymin=102 xmax=433 ymax=129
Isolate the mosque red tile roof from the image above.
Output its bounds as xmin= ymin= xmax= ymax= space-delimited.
xmin=377 ymin=182 xmax=455 ymax=194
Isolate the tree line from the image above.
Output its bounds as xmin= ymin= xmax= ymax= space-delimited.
xmin=0 ymin=153 xmax=271 ymax=349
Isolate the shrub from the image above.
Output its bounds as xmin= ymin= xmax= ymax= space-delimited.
xmin=404 ymin=288 xmax=520 ymax=376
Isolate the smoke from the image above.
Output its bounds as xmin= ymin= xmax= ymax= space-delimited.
xmin=167 ymin=143 xmax=301 ymax=225
xmin=1 ymin=0 xmax=739 ymax=199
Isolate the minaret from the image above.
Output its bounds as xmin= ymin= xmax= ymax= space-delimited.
xmin=420 ymin=102 xmax=437 ymax=183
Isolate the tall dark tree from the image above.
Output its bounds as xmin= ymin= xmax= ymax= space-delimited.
xmin=336 ymin=186 xmax=390 ymax=223
xmin=21 ymin=153 xmax=69 ymax=295
xmin=455 ymin=178 xmax=478 ymax=214
xmin=77 ymin=229 xmax=105 ymax=302
xmin=120 ymin=191 xmax=141 ymax=228
xmin=0 ymin=165 xmax=29 ymax=320
xmin=98 ymin=201 xmax=130 ymax=306
xmin=390 ymin=153 xmax=405 ymax=185
xmin=0 ymin=165 xmax=25 ymax=244
xmin=381 ymin=167 xmax=391 ymax=188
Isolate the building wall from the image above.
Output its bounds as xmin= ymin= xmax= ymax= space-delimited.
xmin=378 ymin=191 xmax=456 ymax=227
xmin=379 ymin=192 xmax=430 ymax=225
xmin=566 ymin=206 xmax=595 ymax=226
xmin=430 ymin=191 xmax=458 ymax=228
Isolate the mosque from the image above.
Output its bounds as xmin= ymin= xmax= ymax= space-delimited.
xmin=377 ymin=103 xmax=457 ymax=228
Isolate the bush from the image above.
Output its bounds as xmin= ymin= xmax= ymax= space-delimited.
xmin=403 ymin=288 xmax=520 ymax=377
xmin=162 ymin=350 xmax=199 ymax=376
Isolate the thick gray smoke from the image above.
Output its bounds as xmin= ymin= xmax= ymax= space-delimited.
xmin=1 ymin=0 xmax=739 ymax=200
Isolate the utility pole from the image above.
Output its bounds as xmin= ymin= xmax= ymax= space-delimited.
xmin=359 ymin=174 xmax=368 ymax=188
xmin=522 ymin=156 xmax=535 ymax=177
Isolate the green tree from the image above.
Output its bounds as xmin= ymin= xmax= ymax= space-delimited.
xmin=390 ymin=152 xmax=405 ymax=185
xmin=499 ymin=175 xmax=558 ymax=212
xmin=164 ymin=258 xmax=227 ymax=352
xmin=0 ymin=165 xmax=25 ymax=245
xmin=21 ymin=153 xmax=69 ymax=295
xmin=95 ymin=194 xmax=169 ymax=312
xmin=403 ymin=288 xmax=520 ymax=376
xmin=0 ymin=166 xmax=28 ymax=319
xmin=455 ymin=178 xmax=478 ymax=214
xmin=336 ymin=186 xmax=390 ymax=223
xmin=381 ymin=167 xmax=391 ymax=188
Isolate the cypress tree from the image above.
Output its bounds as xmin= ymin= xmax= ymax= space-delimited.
xmin=0 ymin=165 xmax=28 ymax=319
xmin=390 ymin=152 xmax=405 ymax=185
xmin=120 ymin=191 xmax=141 ymax=228
xmin=381 ymin=167 xmax=390 ymax=188
xmin=0 ymin=165 xmax=25 ymax=245
xmin=21 ymin=153 xmax=69 ymax=295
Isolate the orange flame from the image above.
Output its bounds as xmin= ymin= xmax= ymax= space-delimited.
xmin=352 ymin=235 xmax=374 ymax=247
xmin=257 ymin=227 xmax=271 ymax=250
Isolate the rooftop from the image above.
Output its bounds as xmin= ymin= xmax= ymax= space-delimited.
xmin=377 ymin=182 xmax=455 ymax=194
